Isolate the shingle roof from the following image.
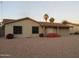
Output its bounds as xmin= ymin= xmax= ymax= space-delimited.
xmin=4 ymin=17 xmax=38 ymax=25
xmin=3 ymin=19 xmax=15 ymax=24
xmin=39 ymin=22 xmax=72 ymax=28
xmin=67 ymin=22 xmax=79 ymax=26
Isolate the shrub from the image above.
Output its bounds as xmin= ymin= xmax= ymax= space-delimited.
xmin=39 ymin=33 xmax=44 ymax=37
xmin=6 ymin=34 xmax=14 ymax=39
xmin=74 ymin=32 xmax=79 ymax=35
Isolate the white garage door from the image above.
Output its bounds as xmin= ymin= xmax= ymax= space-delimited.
xmin=46 ymin=28 xmax=56 ymax=33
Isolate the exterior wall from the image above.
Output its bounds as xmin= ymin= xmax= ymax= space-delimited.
xmin=5 ymin=19 xmax=43 ymax=38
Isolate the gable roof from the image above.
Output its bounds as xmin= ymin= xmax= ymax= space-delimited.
xmin=4 ymin=17 xmax=39 ymax=25
xmin=39 ymin=22 xmax=72 ymax=28
xmin=4 ymin=17 xmax=72 ymax=28
xmin=3 ymin=19 xmax=15 ymax=24
xmin=62 ymin=21 xmax=79 ymax=26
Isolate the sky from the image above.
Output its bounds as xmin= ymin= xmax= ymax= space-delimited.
xmin=0 ymin=1 xmax=79 ymax=23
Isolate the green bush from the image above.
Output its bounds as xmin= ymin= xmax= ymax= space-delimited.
xmin=39 ymin=33 xmax=44 ymax=37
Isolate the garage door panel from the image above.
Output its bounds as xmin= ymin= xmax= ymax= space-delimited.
xmin=46 ymin=28 xmax=56 ymax=33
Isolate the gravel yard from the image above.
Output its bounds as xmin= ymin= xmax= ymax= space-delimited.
xmin=0 ymin=35 xmax=79 ymax=58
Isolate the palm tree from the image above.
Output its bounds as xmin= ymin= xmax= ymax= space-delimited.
xmin=49 ymin=17 xmax=55 ymax=23
xmin=62 ymin=20 xmax=69 ymax=24
xmin=43 ymin=14 xmax=49 ymax=22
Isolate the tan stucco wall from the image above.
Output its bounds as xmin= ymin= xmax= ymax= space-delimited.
xmin=5 ymin=19 xmax=43 ymax=38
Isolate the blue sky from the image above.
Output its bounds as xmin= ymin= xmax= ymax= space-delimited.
xmin=0 ymin=1 xmax=79 ymax=23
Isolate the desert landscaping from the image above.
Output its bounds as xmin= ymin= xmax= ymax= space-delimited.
xmin=0 ymin=35 xmax=79 ymax=58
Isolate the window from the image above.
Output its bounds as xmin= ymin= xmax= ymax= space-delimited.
xmin=32 ymin=26 xmax=39 ymax=34
xmin=13 ymin=26 xmax=22 ymax=34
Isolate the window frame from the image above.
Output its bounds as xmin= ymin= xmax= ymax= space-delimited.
xmin=13 ymin=26 xmax=22 ymax=34
xmin=32 ymin=26 xmax=39 ymax=34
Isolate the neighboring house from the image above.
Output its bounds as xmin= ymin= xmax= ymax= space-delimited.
xmin=2 ymin=19 xmax=15 ymax=24
xmin=0 ymin=19 xmax=15 ymax=37
xmin=4 ymin=17 xmax=72 ymax=38
xmin=66 ymin=22 xmax=79 ymax=33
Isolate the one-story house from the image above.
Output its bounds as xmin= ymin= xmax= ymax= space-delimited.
xmin=66 ymin=22 xmax=79 ymax=33
xmin=4 ymin=17 xmax=72 ymax=38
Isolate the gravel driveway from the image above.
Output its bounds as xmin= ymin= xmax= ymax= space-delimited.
xmin=0 ymin=35 xmax=79 ymax=58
